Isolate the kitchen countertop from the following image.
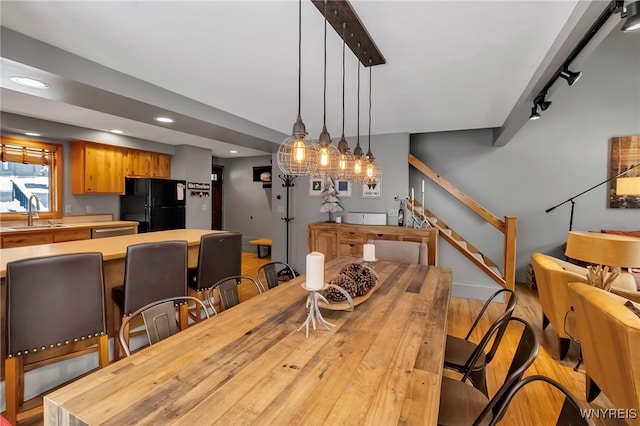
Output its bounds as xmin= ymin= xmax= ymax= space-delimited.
xmin=0 ymin=220 xmax=138 ymax=235
xmin=0 ymin=228 xmax=217 ymax=278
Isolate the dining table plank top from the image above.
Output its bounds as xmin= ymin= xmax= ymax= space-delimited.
xmin=44 ymin=257 xmax=452 ymax=426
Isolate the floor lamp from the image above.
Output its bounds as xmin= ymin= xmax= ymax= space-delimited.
xmin=546 ymin=164 xmax=640 ymax=231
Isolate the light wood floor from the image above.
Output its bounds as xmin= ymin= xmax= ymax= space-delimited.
xmin=446 ymin=283 xmax=622 ymax=426
xmin=17 ymin=255 xmax=622 ymax=425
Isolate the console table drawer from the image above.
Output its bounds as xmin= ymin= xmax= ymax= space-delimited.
xmin=339 ymin=243 xmax=363 ymax=257
xmin=338 ymin=231 xmax=365 ymax=244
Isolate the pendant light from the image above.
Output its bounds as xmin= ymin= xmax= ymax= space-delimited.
xmin=352 ymin=43 xmax=364 ymax=179
xmin=364 ymin=59 xmax=379 ymax=182
xmin=312 ymin=0 xmax=340 ymax=178
xmin=336 ymin=22 xmax=353 ymax=181
xmin=277 ymin=0 xmax=316 ymax=176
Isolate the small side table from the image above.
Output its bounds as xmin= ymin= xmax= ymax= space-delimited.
xmin=249 ymin=238 xmax=272 ymax=259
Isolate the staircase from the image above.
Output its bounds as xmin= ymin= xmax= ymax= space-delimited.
xmin=408 ymin=154 xmax=517 ymax=291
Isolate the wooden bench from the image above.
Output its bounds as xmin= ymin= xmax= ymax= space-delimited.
xmin=249 ymin=238 xmax=272 ymax=258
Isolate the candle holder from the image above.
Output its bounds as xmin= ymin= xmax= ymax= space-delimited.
xmin=298 ymin=283 xmax=353 ymax=337
xmin=361 ymin=259 xmax=379 ymax=280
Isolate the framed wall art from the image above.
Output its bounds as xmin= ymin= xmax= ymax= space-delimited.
xmin=335 ymin=179 xmax=352 ymax=197
xmin=309 ymin=177 xmax=324 ymax=196
xmin=608 ymin=135 xmax=640 ymax=208
xmin=362 ymin=176 xmax=382 ymax=198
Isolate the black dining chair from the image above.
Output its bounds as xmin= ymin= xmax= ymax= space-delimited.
xmin=112 ymin=240 xmax=188 ymax=359
xmin=444 ymin=288 xmax=517 ymax=396
xmin=438 ymin=316 xmax=540 ymax=425
xmin=118 ymin=296 xmax=210 ymax=357
xmin=256 ymin=261 xmax=297 ymax=291
xmin=188 ymin=232 xmax=242 ymax=319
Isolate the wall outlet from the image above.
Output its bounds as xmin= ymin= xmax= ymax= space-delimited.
xmin=65 ymin=204 xmax=72 ymax=213
xmin=86 ymin=205 xmax=92 ymax=213
xmin=277 ymin=205 xmax=285 ymax=213
xmin=202 ymin=204 xmax=207 ymax=211
xmin=387 ymin=209 xmax=397 ymax=216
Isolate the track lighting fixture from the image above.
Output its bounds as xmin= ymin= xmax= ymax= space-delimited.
xmin=620 ymin=1 xmax=640 ymax=32
xmin=529 ymin=92 xmax=551 ymax=120
xmin=529 ymin=105 xmax=541 ymax=121
xmin=559 ymin=68 xmax=582 ymax=86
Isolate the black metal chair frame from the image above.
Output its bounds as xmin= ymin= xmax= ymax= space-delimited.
xmin=256 ymin=261 xmax=297 ymax=291
xmin=445 ymin=288 xmax=518 ymax=395
xmin=118 ymin=296 xmax=209 ymax=357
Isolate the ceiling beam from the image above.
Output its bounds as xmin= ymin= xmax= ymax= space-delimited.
xmin=311 ymin=0 xmax=385 ymax=67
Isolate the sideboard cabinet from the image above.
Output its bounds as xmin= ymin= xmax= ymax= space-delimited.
xmin=307 ymin=222 xmax=438 ymax=265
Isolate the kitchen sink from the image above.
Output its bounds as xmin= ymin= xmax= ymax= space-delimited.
xmin=4 ymin=224 xmax=73 ymax=230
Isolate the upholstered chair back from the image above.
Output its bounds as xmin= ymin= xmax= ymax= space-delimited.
xmin=569 ymin=282 xmax=640 ymax=423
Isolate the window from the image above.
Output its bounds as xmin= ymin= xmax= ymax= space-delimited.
xmin=1 ymin=135 xmax=63 ymax=220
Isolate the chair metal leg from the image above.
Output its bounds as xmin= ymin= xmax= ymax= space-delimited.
xmin=573 ymin=347 xmax=582 ymax=372
xmin=467 ymin=368 xmax=488 ymax=397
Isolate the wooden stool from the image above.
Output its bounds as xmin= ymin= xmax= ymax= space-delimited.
xmin=249 ymin=238 xmax=272 ymax=258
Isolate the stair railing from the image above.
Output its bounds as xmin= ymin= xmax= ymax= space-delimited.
xmin=408 ymin=153 xmax=517 ymax=292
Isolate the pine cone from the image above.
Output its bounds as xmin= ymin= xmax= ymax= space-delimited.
xmin=339 ymin=263 xmax=377 ymax=296
xmin=322 ymin=274 xmax=358 ymax=301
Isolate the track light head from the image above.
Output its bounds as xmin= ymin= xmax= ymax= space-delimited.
xmin=529 ymin=105 xmax=541 ymax=120
xmin=559 ymin=68 xmax=583 ymax=86
xmin=621 ymin=1 xmax=640 ymax=31
xmin=534 ymin=93 xmax=552 ymax=111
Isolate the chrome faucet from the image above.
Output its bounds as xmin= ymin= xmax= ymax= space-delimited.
xmin=27 ymin=194 xmax=41 ymax=226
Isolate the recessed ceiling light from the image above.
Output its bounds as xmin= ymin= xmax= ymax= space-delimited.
xmin=25 ymin=132 xmax=41 ymax=137
xmin=229 ymin=150 xmax=238 ymax=154
xmin=111 ymin=129 xmax=124 ymax=134
xmin=154 ymin=116 xmax=174 ymax=123
xmin=10 ymin=76 xmax=50 ymax=89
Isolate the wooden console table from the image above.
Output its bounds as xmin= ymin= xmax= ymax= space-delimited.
xmin=308 ymin=222 xmax=438 ymax=266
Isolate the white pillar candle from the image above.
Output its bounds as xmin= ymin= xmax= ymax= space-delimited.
xmin=363 ymin=243 xmax=376 ymax=261
xmin=306 ymin=252 xmax=325 ymax=290
xmin=422 ymin=179 xmax=425 ymax=193
xmin=411 ymin=187 xmax=414 ymax=200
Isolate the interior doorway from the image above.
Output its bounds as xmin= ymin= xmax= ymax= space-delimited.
xmin=211 ymin=165 xmax=223 ymax=230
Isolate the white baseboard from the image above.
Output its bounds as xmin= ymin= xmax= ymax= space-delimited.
xmin=452 ymin=281 xmax=504 ymax=303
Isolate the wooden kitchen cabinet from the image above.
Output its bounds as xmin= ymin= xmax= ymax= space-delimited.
xmin=125 ymin=149 xmax=171 ymax=178
xmin=70 ymin=140 xmax=125 ymax=194
xmin=1 ymin=232 xmax=53 ymax=248
xmin=308 ymin=222 xmax=439 ymax=265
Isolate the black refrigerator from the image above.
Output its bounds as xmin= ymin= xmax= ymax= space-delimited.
xmin=120 ymin=178 xmax=186 ymax=233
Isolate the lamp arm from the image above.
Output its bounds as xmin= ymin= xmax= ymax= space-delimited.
xmin=545 ymin=164 xmax=639 ymax=213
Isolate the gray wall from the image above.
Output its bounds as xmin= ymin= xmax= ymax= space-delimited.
xmin=270 ymin=132 xmax=410 ymax=273
xmin=218 ymin=155 xmax=273 ymax=249
xmin=410 ymin=27 xmax=640 ymax=289
xmin=171 ymin=144 xmax=212 ymax=230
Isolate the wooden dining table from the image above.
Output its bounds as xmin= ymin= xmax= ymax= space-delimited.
xmin=44 ymin=257 xmax=453 ymax=425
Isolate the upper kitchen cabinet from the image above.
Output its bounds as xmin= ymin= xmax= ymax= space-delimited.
xmin=125 ymin=149 xmax=171 ymax=178
xmin=70 ymin=140 xmax=125 ymax=194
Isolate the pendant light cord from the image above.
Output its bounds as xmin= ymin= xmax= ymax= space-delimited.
xmin=341 ymin=23 xmax=346 ymax=136
xmin=368 ymin=64 xmax=372 ymax=152
xmin=323 ymin=0 xmax=327 ymax=127
xmin=356 ymin=44 xmax=360 ymax=150
xmin=297 ymin=0 xmax=302 ymax=117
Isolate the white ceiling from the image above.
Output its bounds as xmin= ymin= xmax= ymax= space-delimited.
xmin=0 ymin=0 xmax=583 ymax=157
